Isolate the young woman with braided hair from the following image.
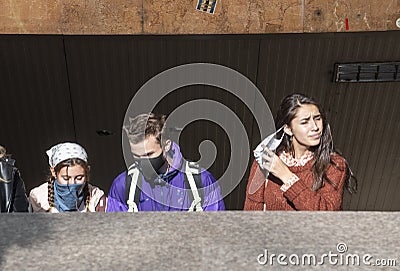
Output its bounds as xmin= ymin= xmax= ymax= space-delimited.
xmin=30 ymin=142 xmax=106 ymax=212
xmin=244 ymin=93 xmax=357 ymax=211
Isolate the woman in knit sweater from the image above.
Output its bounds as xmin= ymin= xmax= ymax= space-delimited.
xmin=244 ymin=93 xmax=356 ymax=211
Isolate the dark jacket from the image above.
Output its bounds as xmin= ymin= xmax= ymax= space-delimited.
xmin=0 ymin=157 xmax=29 ymax=212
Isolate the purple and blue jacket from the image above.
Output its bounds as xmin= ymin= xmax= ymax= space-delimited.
xmin=106 ymin=142 xmax=225 ymax=212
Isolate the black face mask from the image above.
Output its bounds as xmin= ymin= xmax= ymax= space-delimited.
xmin=135 ymin=153 xmax=167 ymax=181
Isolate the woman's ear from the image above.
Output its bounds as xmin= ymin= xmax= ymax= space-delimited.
xmin=50 ymin=167 xmax=56 ymax=178
xmin=283 ymin=124 xmax=293 ymax=137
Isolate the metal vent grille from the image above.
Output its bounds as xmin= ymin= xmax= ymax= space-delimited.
xmin=334 ymin=62 xmax=400 ymax=82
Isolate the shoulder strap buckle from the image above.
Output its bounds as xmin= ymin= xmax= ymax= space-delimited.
xmin=185 ymin=161 xmax=203 ymax=212
xmin=126 ymin=166 xmax=140 ymax=213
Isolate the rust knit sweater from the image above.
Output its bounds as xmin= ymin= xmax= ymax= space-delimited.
xmin=243 ymin=153 xmax=347 ymax=211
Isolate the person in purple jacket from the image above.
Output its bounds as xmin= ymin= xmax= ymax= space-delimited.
xmin=107 ymin=113 xmax=225 ymax=212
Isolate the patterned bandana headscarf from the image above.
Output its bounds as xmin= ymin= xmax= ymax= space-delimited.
xmin=46 ymin=142 xmax=88 ymax=167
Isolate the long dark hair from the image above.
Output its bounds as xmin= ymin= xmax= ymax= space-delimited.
xmin=47 ymin=158 xmax=91 ymax=211
xmin=275 ymin=93 xmax=357 ymax=193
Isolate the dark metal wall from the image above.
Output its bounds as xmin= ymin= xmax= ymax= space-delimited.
xmin=1 ymin=32 xmax=399 ymax=210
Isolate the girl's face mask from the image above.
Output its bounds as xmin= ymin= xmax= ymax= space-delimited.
xmin=54 ymin=181 xmax=84 ymax=212
xmin=253 ymin=126 xmax=285 ymax=167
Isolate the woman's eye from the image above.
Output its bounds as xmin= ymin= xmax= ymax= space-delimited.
xmin=76 ymin=176 xmax=84 ymax=180
xmin=63 ymin=177 xmax=70 ymax=181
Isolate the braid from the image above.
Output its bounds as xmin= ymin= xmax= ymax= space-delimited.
xmin=83 ymin=181 xmax=91 ymax=212
xmin=47 ymin=177 xmax=55 ymax=210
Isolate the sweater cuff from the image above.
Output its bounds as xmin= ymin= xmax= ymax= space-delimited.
xmin=283 ymin=176 xmax=309 ymax=201
xmin=280 ymin=174 xmax=299 ymax=192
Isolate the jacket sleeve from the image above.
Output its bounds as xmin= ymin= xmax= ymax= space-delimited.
xmin=106 ymin=172 xmax=128 ymax=212
xmin=283 ymin=155 xmax=347 ymax=211
xmin=12 ymin=170 xmax=29 ymax=212
xmin=201 ymin=171 xmax=225 ymax=211
xmin=29 ymin=183 xmax=49 ymax=212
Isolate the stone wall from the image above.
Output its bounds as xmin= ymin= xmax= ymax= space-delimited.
xmin=1 ymin=0 xmax=399 ymax=34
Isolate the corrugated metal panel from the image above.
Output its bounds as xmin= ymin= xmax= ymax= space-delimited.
xmin=63 ymin=36 xmax=136 ymax=194
xmin=1 ymin=32 xmax=400 ymax=210
xmin=0 ymin=35 xmax=75 ymax=188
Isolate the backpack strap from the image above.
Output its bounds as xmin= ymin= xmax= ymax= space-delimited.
xmin=126 ymin=164 xmax=140 ymax=212
xmin=125 ymin=161 xmax=204 ymax=212
xmin=184 ymin=161 xmax=203 ymax=212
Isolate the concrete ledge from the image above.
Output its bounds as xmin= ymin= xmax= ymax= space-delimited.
xmin=0 ymin=212 xmax=399 ymax=270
